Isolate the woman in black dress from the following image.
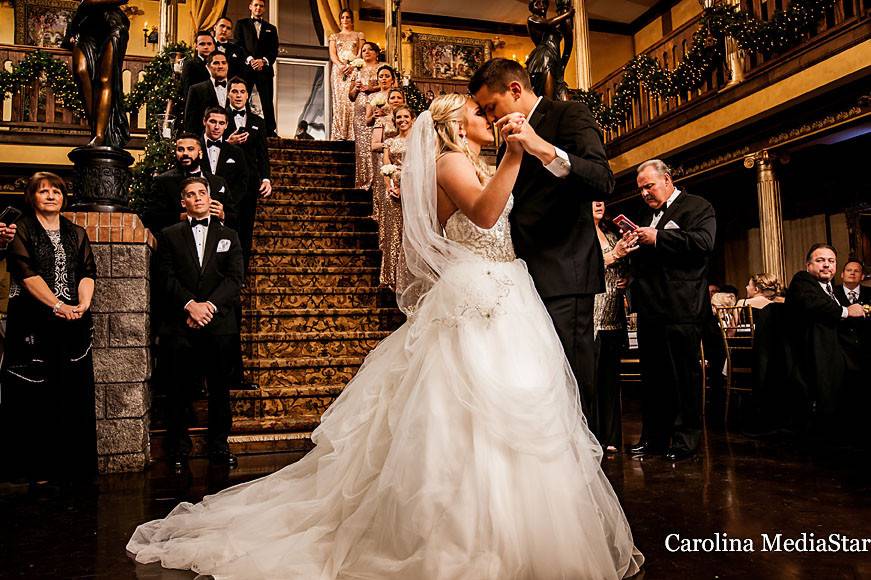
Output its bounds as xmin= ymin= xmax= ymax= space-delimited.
xmin=1 ymin=172 xmax=97 ymax=484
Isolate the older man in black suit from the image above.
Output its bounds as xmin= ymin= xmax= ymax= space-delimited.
xmin=625 ymin=159 xmax=716 ymax=461
xmin=234 ymin=0 xmax=279 ymax=135
xmin=184 ymin=51 xmax=230 ymax=133
xmin=469 ymin=59 xmax=614 ymax=429
xmin=158 ymin=176 xmax=244 ymax=471
xmin=787 ymin=246 xmax=866 ymax=433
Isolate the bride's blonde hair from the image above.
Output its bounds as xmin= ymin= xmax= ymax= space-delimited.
xmin=429 ymin=93 xmax=492 ymax=184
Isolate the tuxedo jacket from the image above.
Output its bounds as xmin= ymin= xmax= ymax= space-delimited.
xmin=157 ymin=219 xmax=244 ymax=337
xmin=224 ymin=108 xmax=270 ymax=186
xmin=834 ymin=283 xmax=871 ymax=371
xmin=498 ymin=97 xmax=614 ymax=298
xmin=184 ymin=79 xmax=228 ymax=133
xmin=216 ymin=40 xmax=248 ymax=80
xmin=143 ymin=168 xmax=234 ymax=234
xmin=234 ymin=18 xmax=279 ymax=78
xmin=180 ymin=57 xmax=210 ymax=105
xmin=628 ymin=191 xmax=716 ymax=324
xmin=200 ymin=137 xmax=249 ymax=217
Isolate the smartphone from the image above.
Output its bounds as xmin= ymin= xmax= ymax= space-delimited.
xmin=612 ymin=214 xmax=638 ymax=234
xmin=0 ymin=206 xmax=22 ymax=225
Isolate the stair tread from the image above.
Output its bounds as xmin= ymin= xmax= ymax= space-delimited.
xmin=245 ymin=286 xmax=383 ymax=294
xmin=261 ymin=200 xmax=369 ymax=206
xmin=231 ymin=384 xmax=346 ymax=398
xmin=248 ymin=266 xmax=379 ymax=273
xmin=253 ymin=231 xmax=377 ymax=237
xmin=245 ymin=356 xmax=365 ymax=367
xmin=244 ymin=307 xmax=397 ymax=315
xmin=251 ymin=248 xmax=379 ymax=256
xmin=241 ymin=330 xmax=390 ymax=340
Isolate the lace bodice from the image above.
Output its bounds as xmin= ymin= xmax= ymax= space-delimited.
xmin=444 ymin=196 xmax=515 ymax=262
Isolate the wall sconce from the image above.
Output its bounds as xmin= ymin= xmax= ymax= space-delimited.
xmin=492 ymin=36 xmax=506 ymax=49
xmin=143 ymin=23 xmax=158 ymax=47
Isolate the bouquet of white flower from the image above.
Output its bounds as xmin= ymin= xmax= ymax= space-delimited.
xmin=351 ymin=58 xmax=365 ymax=69
xmin=380 ymin=164 xmax=398 ymax=177
xmin=370 ymin=94 xmax=387 ymax=108
xmin=339 ymin=50 xmax=355 ymax=64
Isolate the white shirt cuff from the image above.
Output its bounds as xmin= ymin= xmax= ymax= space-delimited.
xmin=544 ymin=147 xmax=570 ymax=178
xmin=207 ymin=301 xmax=217 ymax=314
xmin=184 ymin=300 xmax=194 ymax=312
xmin=842 ymin=306 xmax=849 ymax=319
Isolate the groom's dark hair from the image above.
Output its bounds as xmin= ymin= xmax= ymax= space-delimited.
xmin=468 ymin=58 xmax=532 ymax=94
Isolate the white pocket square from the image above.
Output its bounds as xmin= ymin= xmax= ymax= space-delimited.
xmin=252 ymin=125 xmax=259 ymax=130
xmin=664 ymin=220 xmax=680 ymax=230
xmin=219 ymin=185 xmax=226 ymax=193
xmin=217 ymin=239 xmax=232 ymax=252
xmin=226 ymin=158 xmax=236 ymax=164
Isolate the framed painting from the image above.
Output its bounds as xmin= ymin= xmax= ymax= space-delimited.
xmin=14 ymin=0 xmax=79 ymax=48
xmin=411 ymin=33 xmax=492 ymax=82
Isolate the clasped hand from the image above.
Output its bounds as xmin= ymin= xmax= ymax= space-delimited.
xmin=186 ymin=301 xmax=216 ymax=328
xmin=54 ymin=301 xmax=90 ymax=320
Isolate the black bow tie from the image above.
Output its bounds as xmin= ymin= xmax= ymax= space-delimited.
xmin=206 ymin=139 xmax=223 ymax=148
xmin=232 ymin=108 xmax=246 ymax=115
xmin=214 ymin=80 xmax=227 ymax=88
xmin=190 ymin=218 xmax=209 ymax=228
xmin=253 ymin=17 xmax=263 ymax=23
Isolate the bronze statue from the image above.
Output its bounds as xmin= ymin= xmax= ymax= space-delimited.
xmin=525 ymin=0 xmax=575 ymax=101
xmin=63 ymin=0 xmax=131 ymax=148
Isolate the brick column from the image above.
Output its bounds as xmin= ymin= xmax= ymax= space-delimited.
xmin=64 ymin=212 xmax=156 ymax=473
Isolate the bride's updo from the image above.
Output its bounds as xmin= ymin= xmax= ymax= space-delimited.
xmin=429 ymin=93 xmax=491 ymax=184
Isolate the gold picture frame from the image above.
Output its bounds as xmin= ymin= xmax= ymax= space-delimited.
xmin=411 ymin=33 xmax=492 ymax=82
xmin=14 ymin=0 xmax=79 ymax=48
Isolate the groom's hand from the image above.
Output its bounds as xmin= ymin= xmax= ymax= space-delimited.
xmin=495 ymin=113 xmax=526 ymax=156
xmin=503 ymin=117 xmax=556 ymax=165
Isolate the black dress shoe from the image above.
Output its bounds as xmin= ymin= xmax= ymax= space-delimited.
xmin=664 ymin=447 xmax=696 ymax=462
xmin=209 ymin=450 xmax=238 ymax=468
xmin=628 ymin=441 xmax=665 ymax=456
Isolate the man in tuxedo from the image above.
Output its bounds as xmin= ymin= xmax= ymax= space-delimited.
xmin=213 ymin=17 xmax=248 ymax=80
xmin=180 ymin=31 xmax=215 ymax=110
xmin=158 ymin=176 xmax=244 ymax=470
xmin=184 ymin=51 xmax=229 ymax=133
xmin=200 ymin=107 xmax=249 ymax=230
xmin=234 ymin=0 xmax=279 ymax=135
xmin=225 ymin=77 xmax=271 ymax=267
xmin=469 ymin=58 xmax=614 ymax=429
xmin=143 ymin=133 xmax=233 ymax=234
xmin=625 ymin=159 xmax=716 ymax=461
xmin=786 ymin=245 xmax=865 ymax=433
xmin=834 ymin=259 xmax=870 ymax=439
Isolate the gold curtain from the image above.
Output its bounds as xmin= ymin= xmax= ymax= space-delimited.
xmin=316 ymin=0 xmax=344 ymax=38
xmin=189 ymin=0 xmax=227 ymax=35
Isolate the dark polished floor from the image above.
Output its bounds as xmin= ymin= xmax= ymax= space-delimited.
xmin=2 ymin=408 xmax=870 ymax=580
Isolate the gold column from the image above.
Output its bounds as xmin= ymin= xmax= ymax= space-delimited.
xmin=571 ymin=0 xmax=591 ymax=90
xmin=724 ymin=0 xmax=745 ymax=86
xmin=744 ymin=150 xmax=786 ymax=284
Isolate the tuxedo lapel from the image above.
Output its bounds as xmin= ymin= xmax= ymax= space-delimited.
xmin=200 ymin=223 xmax=221 ymax=272
xmin=179 ymin=221 xmax=201 ymax=271
xmin=655 ymin=191 xmax=687 ymax=230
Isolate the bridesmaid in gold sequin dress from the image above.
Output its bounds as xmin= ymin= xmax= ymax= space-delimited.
xmin=378 ymin=105 xmax=414 ymax=290
xmin=350 ymin=42 xmax=381 ymax=190
xmin=328 ymin=9 xmax=364 ymax=140
xmin=368 ymin=84 xmax=404 ymax=226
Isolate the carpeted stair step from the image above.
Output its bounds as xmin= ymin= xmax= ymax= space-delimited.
xmin=268 ymin=185 xmax=370 ymax=203
xmin=257 ymin=200 xmax=371 ymax=218
xmin=243 ymin=307 xmax=403 ymax=333
xmin=256 ymin=215 xmax=376 ymax=234
xmin=268 ymin=138 xmax=354 ymax=152
xmin=249 ymin=248 xmax=380 ymax=269
xmin=241 ymin=330 xmax=391 ymax=358
xmin=243 ymin=357 xmax=365 ymax=389
xmin=253 ymin=231 xmax=378 ymax=251
xmin=270 ymin=149 xmax=355 ymax=164
xmin=271 ymin=160 xmax=356 ymax=176
xmin=243 ymin=287 xmax=393 ymax=310
xmin=246 ymin=266 xmax=380 ymax=288
xmin=272 ymin=173 xmax=355 ymax=188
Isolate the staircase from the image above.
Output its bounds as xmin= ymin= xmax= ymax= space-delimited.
xmin=150 ymin=139 xmax=404 ymax=458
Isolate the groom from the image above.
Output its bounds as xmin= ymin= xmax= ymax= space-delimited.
xmin=470 ymin=58 xmax=614 ymax=425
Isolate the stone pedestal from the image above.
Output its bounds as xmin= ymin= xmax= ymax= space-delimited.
xmin=68 ymin=146 xmax=135 ymax=212
xmin=64 ymin=211 xmax=155 ymax=473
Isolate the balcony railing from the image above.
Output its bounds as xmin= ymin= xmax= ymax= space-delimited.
xmin=590 ymin=0 xmax=870 ymax=145
xmin=0 ymin=45 xmax=151 ymax=145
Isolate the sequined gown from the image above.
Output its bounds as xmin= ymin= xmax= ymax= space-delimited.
xmin=353 ymin=65 xmax=379 ymax=190
xmin=378 ymin=135 xmax=409 ymax=289
xmin=127 ymin=196 xmax=644 ymax=579
xmin=329 ymin=32 xmax=364 ymax=140
xmin=369 ymin=98 xmax=398 ymax=224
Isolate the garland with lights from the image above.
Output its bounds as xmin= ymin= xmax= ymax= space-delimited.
xmin=0 ymin=50 xmax=84 ymax=116
xmin=125 ymin=42 xmax=192 ymax=212
xmin=570 ymin=0 xmax=838 ymax=131
xmin=402 ymin=79 xmax=429 ymax=115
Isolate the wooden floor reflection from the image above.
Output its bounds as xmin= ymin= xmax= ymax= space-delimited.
xmin=2 ymin=410 xmax=869 ymax=579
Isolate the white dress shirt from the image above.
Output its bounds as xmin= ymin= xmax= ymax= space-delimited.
xmin=211 ymin=77 xmax=228 ymax=105
xmin=205 ymin=137 xmax=222 ymax=174
xmin=819 ymin=280 xmax=848 ymax=318
xmin=649 ymin=189 xmax=681 ymax=228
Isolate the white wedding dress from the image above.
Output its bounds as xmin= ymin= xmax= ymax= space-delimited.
xmin=127 ymin=194 xmax=644 ymax=579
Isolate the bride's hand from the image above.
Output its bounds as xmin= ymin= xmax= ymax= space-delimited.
xmin=495 ymin=113 xmax=525 ymax=156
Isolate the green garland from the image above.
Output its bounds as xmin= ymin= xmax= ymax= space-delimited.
xmin=571 ymin=0 xmax=838 ymax=131
xmin=402 ymin=80 xmax=429 ymax=116
xmin=125 ymin=42 xmax=192 ymax=213
xmin=0 ymin=50 xmax=84 ymax=116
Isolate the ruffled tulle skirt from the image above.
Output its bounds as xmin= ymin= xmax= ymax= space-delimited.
xmin=127 ymin=258 xmax=643 ymax=579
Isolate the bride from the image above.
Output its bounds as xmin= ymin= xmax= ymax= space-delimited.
xmin=127 ymin=94 xmax=644 ymax=579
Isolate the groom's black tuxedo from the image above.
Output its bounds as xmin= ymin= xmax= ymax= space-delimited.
xmin=497 ymin=97 xmax=614 ymax=429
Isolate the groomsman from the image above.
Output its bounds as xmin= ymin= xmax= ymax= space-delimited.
xmin=225 ymin=77 xmax=271 ymax=266
xmin=157 ymin=176 xmax=244 ymax=471
xmin=212 ymin=17 xmax=248 ymax=80
xmin=184 ymin=51 xmax=230 ymax=133
xmin=626 ymin=159 xmax=716 ymax=462
xmin=234 ymin=0 xmax=279 ymax=135
xmin=180 ymin=31 xmax=216 ymax=108
xmin=144 ymin=133 xmax=233 ymax=234
xmin=200 ymin=107 xmax=249 ymax=229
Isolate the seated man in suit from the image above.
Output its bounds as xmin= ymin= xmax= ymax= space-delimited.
xmin=180 ymin=31 xmax=216 ymax=113
xmin=225 ymin=77 xmax=271 ymax=266
xmin=786 ymin=244 xmax=865 ymax=434
xmin=200 ymin=107 xmax=249 ymax=231
xmin=157 ymin=176 xmax=244 ymax=470
xmin=212 ymin=17 xmax=247 ymax=80
xmin=184 ymin=51 xmax=230 ymax=133
xmin=142 ymin=133 xmax=234 ymax=234
xmin=626 ymin=159 xmax=716 ymax=461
